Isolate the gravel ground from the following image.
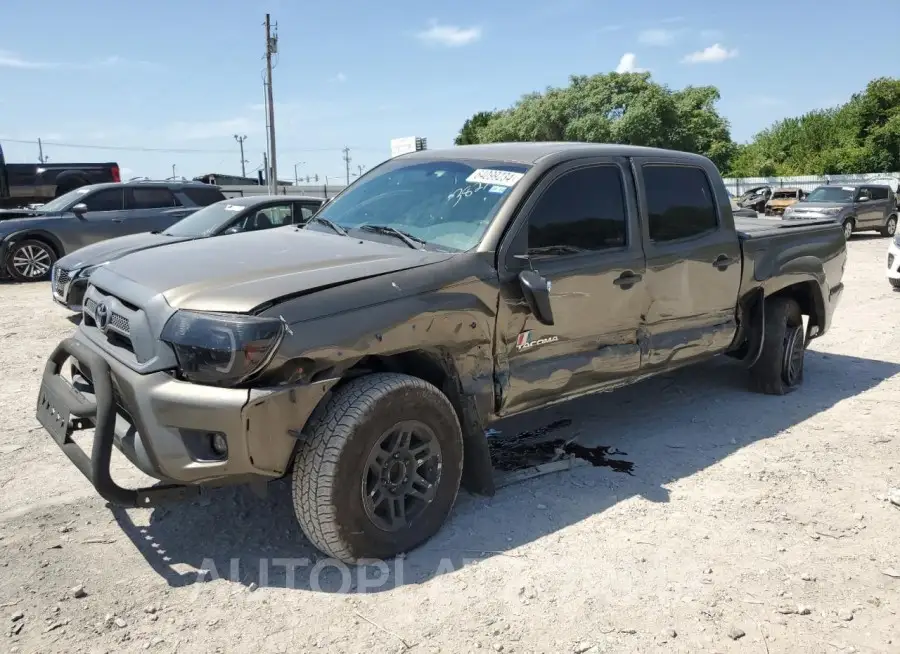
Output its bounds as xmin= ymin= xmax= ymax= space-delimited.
xmin=1 ymin=236 xmax=899 ymax=654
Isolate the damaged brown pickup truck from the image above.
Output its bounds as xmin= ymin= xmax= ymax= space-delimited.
xmin=36 ymin=143 xmax=847 ymax=563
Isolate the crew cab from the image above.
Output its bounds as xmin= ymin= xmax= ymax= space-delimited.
xmin=51 ymin=194 xmax=323 ymax=311
xmin=35 ymin=143 xmax=846 ymax=564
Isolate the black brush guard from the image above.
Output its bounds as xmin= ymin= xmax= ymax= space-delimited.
xmin=35 ymin=337 xmax=198 ymax=507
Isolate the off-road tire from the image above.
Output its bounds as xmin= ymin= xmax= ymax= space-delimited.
xmin=6 ymin=239 xmax=57 ymax=282
xmin=748 ymin=297 xmax=805 ymax=395
xmin=292 ymin=373 xmax=464 ymax=563
xmin=879 ymin=215 xmax=897 ymax=237
xmin=841 ymin=218 xmax=855 ymax=240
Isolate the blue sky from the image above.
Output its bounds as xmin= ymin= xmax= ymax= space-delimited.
xmin=1 ymin=0 xmax=897 ymax=181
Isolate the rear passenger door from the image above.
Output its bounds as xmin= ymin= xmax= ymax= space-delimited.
xmin=124 ymin=187 xmax=188 ymax=234
xmin=495 ymin=158 xmax=648 ymax=417
xmin=632 ymin=159 xmax=742 ymax=373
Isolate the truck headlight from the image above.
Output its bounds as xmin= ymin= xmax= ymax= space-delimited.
xmin=820 ymin=207 xmax=841 ymax=215
xmin=160 ymin=310 xmax=285 ymax=386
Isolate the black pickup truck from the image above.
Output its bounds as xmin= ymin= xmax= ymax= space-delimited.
xmin=0 ymin=141 xmax=119 ymax=211
xmin=35 ymin=143 xmax=846 ymax=564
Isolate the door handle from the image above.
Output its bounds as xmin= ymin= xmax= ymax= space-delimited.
xmin=712 ymin=254 xmax=737 ymax=270
xmin=613 ymin=271 xmax=643 ymax=288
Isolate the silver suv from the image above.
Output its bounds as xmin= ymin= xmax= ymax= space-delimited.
xmin=0 ymin=180 xmax=225 ymax=282
xmin=784 ymin=183 xmax=898 ymax=240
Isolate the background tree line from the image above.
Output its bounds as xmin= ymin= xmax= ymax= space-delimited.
xmin=455 ymin=73 xmax=900 ymax=177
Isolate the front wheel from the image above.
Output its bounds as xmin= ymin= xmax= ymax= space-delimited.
xmin=6 ymin=239 xmax=57 ymax=282
xmin=841 ymin=218 xmax=855 ymax=240
xmin=748 ymin=297 xmax=805 ymax=395
xmin=880 ymin=215 xmax=897 ymax=237
xmin=292 ymin=373 xmax=464 ymax=563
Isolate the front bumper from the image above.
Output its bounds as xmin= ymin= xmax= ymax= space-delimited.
xmin=35 ymin=332 xmax=338 ymax=507
xmin=888 ymin=240 xmax=900 ymax=280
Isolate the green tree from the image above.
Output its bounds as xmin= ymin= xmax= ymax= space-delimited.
xmin=454 ymin=72 xmax=736 ymax=170
xmin=728 ymin=77 xmax=900 ymax=176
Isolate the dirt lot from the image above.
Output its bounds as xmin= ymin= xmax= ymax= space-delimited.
xmin=1 ymin=236 xmax=899 ymax=654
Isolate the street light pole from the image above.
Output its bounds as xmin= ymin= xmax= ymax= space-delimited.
xmin=234 ymin=134 xmax=248 ymax=178
xmin=293 ymin=161 xmax=306 ymax=185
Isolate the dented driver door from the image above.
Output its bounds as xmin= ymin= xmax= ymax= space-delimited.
xmin=494 ymin=157 xmax=648 ymax=418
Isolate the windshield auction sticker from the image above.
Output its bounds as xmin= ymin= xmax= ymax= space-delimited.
xmin=466 ymin=169 xmax=525 ymax=187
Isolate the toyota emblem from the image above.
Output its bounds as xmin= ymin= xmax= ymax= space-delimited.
xmin=95 ymin=302 xmax=110 ymax=332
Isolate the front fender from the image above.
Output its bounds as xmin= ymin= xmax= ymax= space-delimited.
xmin=3 ymin=228 xmax=65 ymax=256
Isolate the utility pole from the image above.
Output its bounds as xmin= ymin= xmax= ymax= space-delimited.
xmin=37 ymin=138 xmax=48 ymax=164
xmin=262 ymin=152 xmax=269 ymax=187
xmin=356 ymin=164 xmax=365 ymax=177
xmin=264 ymin=13 xmax=279 ymax=194
xmin=234 ymin=135 xmax=248 ymax=177
xmin=342 ymin=147 xmax=351 ymax=185
xmin=293 ymin=161 xmax=305 ymax=185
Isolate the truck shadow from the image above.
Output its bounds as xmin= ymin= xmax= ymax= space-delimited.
xmin=111 ymin=349 xmax=899 ymax=594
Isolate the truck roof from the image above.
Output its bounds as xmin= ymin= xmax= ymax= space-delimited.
xmin=400 ymin=142 xmax=712 ymax=165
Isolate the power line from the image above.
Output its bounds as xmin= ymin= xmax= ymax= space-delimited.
xmin=0 ymin=137 xmax=386 ymax=155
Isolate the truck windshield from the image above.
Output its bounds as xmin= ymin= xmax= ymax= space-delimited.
xmin=806 ymin=186 xmax=854 ymax=203
xmin=310 ymin=158 xmax=531 ymax=251
xmin=34 ymin=186 xmax=93 ymax=212
xmin=163 ymin=200 xmax=246 ymax=237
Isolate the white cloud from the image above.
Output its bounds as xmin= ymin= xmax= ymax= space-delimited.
xmin=415 ymin=20 xmax=482 ymax=47
xmin=0 ymin=50 xmax=156 ymax=70
xmin=332 ymin=72 xmax=347 ymax=83
xmin=681 ymin=43 xmax=738 ymax=63
xmin=615 ymin=53 xmax=646 ymax=73
xmin=638 ymin=28 xmax=676 ymax=46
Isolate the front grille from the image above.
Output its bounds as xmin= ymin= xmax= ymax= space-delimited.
xmin=52 ymin=265 xmax=71 ymax=300
xmin=84 ymin=297 xmax=131 ymax=335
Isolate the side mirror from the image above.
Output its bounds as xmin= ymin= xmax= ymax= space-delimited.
xmin=223 ymin=225 xmax=241 ymax=235
xmin=857 ymin=196 xmax=869 ymax=203
xmin=72 ymin=203 xmax=88 ymax=216
xmin=518 ymin=269 xmax=554 ymax=326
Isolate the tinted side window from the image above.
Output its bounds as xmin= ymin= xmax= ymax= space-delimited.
xmin=643 ymin=165 xmax=718 ymax=242
xmin=182 ymin=187 xmax=227 ymax=206
xmin=868 ymin=186 xmax=889 ymax=200
xmin=129 ymin=187 xmax=177 ymax=209
xmin=527 ymin=166 xmax=627 ymax=254
xmin=83 ymin=189 xmax=124 ymax=212
xmin=237 ymin=204 xmax=293 ymax=232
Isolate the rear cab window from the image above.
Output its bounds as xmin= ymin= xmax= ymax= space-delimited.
xmin=181 ymin=187 xmax=227 ymax=206
xmin=642 ymin=165 xmax=718 ymax=242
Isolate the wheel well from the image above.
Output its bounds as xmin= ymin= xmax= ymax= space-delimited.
xmin=336 ymin=350 xmax=495 ymax=496
xmin=768 ymin=281 xmax=823 ymax=331
xmin=8 ymin=233 xmax=61 ymax=258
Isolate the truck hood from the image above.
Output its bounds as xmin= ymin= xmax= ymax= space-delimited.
xmin=56 ymin=231 xmax=192 ymax=270
xmin=97 ymin=226 xmax=455 ymax=313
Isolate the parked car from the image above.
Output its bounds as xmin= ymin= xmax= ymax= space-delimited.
xmin=0 ymin=141 xmax=120 ymax=210
xmin=35 ymin=143 xmax=846 ymax=563
xmin=0 ymin=180 xmax=226 ymax=282
xmin=51 ymin=194 xmax=324 ymax=311
xmin=783 ymin=183 xmax=898 ymax=239
xmin=765 ymin=187 xmax=805 ymax=216
xmin=888 ymin=231 xmax=900 ymax=290
xmin=736 ymin=185 xmax=772 ymax=213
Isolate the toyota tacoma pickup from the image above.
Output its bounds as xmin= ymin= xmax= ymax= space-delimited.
xmin=35 ymin=143 xmax=847 ymax=563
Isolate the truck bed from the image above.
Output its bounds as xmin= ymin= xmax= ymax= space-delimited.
xmin=734 ymin=216 xmax=837 ymax=239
